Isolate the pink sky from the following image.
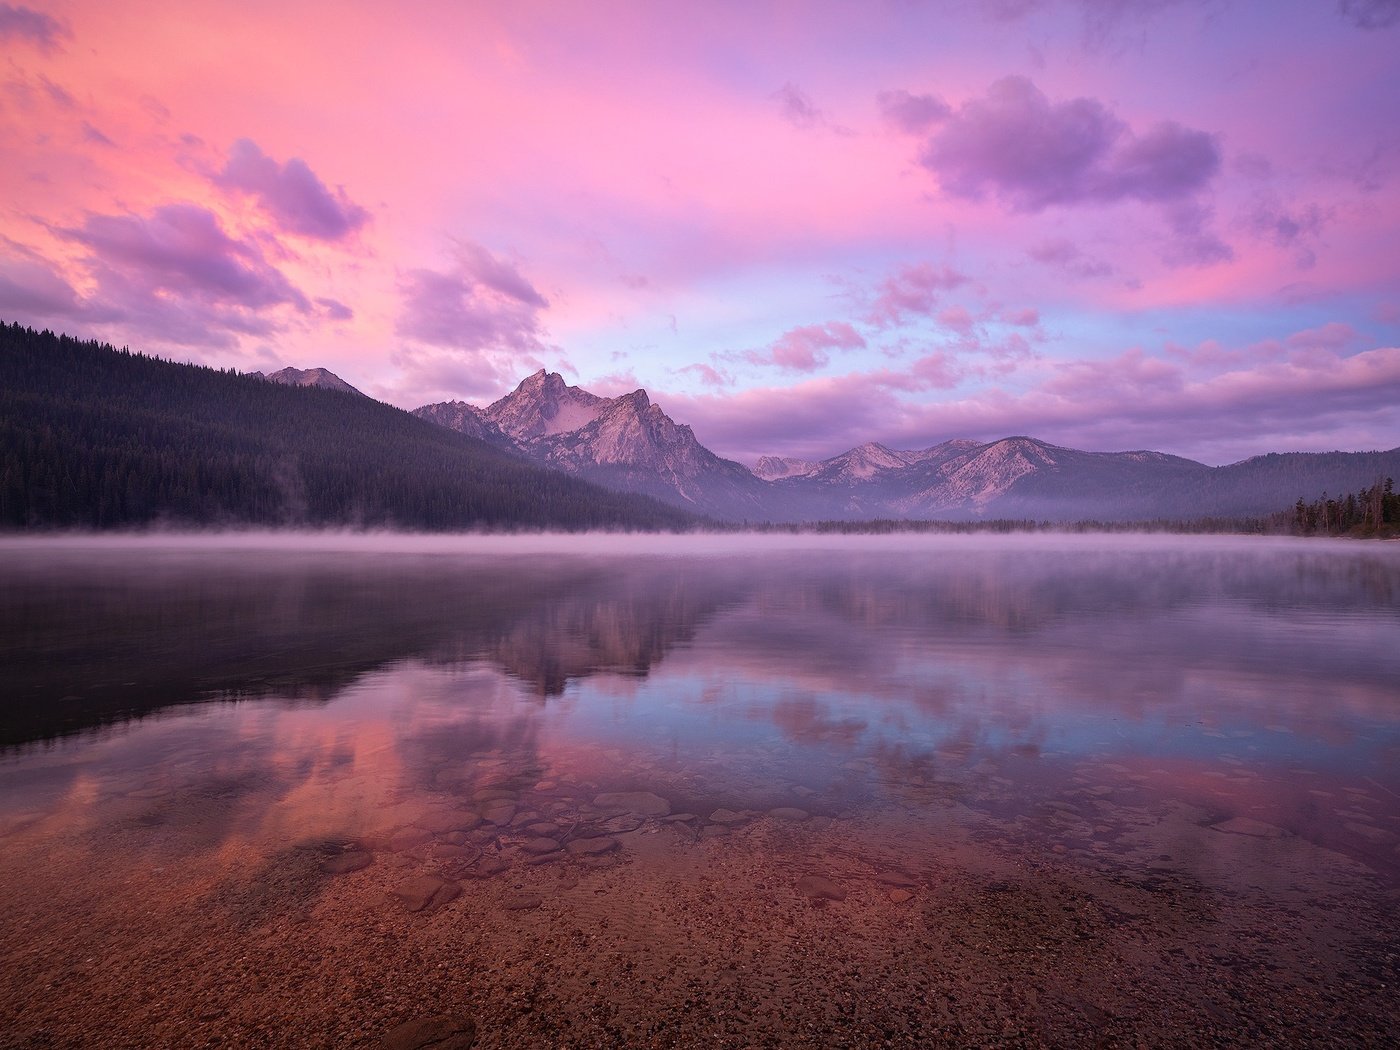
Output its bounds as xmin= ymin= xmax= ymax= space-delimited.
xmin=2 ymin=0 xmax=1398 ymax=465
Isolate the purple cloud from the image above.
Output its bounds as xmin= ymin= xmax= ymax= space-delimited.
xmin=865 ymin=263 xmax=969 ymax=326
xmin=214 ymin=139 xmax=369 ymax=241
xmin=27 ymin=204 xmax=315 ymax=349
xmin=774 ymin=82 xmax=823 ymax=130
xmin=383 ymin=345 xmax=515 ymax=404
xmin=1027 ymin=238 xmax=1114 ymax=279
xmin=0 ymin=255 xmax=91 ymax=321
xmin=876 ymin=89 xmax=950 ymax=133
xmin=62 ymin=204 xmax=309 ymax=311
xmin=316 ymin=297 xmax=354 ymax=321
xmin=1338 ymin=0 xmax=1400 ymax=29
xmin=663 ymin=376 xmax=903 ymax=463
xmin=396 ymin=242 xmax=548 ymax=355
xmin=0 ymin=4 xmax=68 ymax=51
xmin=1160 ymin=201 xmax=1233 ymax=267
xmin=39 ymin=75 xmax=74 ymax=108
xmin=82 ymin=121 xmax=116 ymax=148
xmin=913 ymin=76 xmax=1220 ymax=212
xmin=1244 ymin=196 xmax=1330 ymax=268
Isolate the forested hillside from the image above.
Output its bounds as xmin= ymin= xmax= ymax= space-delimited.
xmin=0 ymin=322 xmax=697 ymax=531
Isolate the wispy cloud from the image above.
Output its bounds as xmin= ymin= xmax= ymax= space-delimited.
xmin=0 ymin=3 xmax=69 ymax=52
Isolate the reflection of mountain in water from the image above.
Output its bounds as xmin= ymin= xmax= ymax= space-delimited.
xmin=5 ymin=540 xmax=1397 ymax=748
xmin=0 ymin=553 xmax=747 ymax=747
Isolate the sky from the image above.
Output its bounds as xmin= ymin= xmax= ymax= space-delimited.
xmin=2 ymin=0 xmax=1399 ymax=466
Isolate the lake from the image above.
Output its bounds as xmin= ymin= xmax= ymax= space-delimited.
xmin=1 ymin=533 xmax=1397 ymax=1047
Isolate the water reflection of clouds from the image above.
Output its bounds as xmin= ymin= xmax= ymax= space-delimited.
xmin=4 ymin=535 xmax=1397 ymax=877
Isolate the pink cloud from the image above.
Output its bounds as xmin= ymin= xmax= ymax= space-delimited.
xmin=937 ymin=305 xmax=975 ymax=335
xmin=865 ymin=263 xmax=968 ymax=327
xmin=757 ymin=321 xmax=865 ymax=372
xmin=677 ymin=362 xmax=732 ymax=387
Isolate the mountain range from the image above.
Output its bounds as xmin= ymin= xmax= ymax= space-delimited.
xmin=4 ymin=319 xmax=1393 ymax=529
xmin=411 ymin=369 xmax=1400 ymax=523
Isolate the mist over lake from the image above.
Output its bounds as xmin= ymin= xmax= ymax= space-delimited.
xmin=2 ymin=533 xmax=1398 ymax=1045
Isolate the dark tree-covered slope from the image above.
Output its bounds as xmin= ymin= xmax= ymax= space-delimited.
xmin=0 ymin=322 xmax=697 ymax=530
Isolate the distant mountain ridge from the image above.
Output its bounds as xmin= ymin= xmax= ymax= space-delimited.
xmin=415 ymin=370 xmax=1400 ymax=523
xmin=249 ymin=366 xmax=365 ymax=396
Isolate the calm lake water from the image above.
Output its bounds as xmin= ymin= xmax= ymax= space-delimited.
xmin=2 ymin=533 xmax=1398 ymax=1047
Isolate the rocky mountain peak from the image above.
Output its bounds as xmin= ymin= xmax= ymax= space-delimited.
xmin=255 ymin=366 xmax=365 ymax=397
xmin=485 ymin=370 xmax=606 ymax=441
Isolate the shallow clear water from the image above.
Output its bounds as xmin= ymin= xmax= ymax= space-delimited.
xmin=2 ymin=533 xmax=1398 ymax=1045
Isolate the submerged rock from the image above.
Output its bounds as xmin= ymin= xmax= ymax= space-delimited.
xmin=319 ymin=850 xmax=373 ymax=875
xmin=463 ymin=857 xmax=509 ymax=879
xmin=795 ymin=875 xmax=847 ymax=901
xmin=414 ymin=807 xmax=481 ymax=834
xmin=382 ymin=1014 xmax=476 ymax=1049
xmin=1210 ymin=817 xmax=1287 ymax=839
xmin=391 ymin=876 xmax=460 ymax=913
xmin=597 ymin=815 xmax=644 ymax=834
xmin=592 ymin=791 xmax=671 ymax=817
xmin=388 ymin=828 xmax=433 ymax=852
xmin=480 ymin=801 xmax=517 ymax=826
xmin=566 ymin=836 xmax=621 ymax=856
xmin=708 ymin=808 xmax=748 ymax=826
xmin=876 ymin=871 xmax=918 ymax=888
xmin=768 ymin=807 xmax=809 ymax=821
